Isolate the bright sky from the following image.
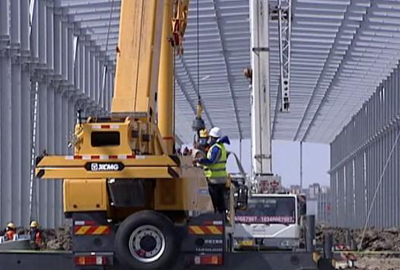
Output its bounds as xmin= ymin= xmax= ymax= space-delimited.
xmin=226 ymin=139 xmax=330 ymax=188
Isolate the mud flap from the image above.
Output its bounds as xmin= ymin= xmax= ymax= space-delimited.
xmin=180 ymin=213 xmax=225 ymax=267
xmin=71 ymin=212 xmax=115 ymax=269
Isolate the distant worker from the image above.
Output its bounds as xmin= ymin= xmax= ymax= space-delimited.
xmin=29 ymin=221 xmax=43 ymax=249
xmin=197 ymin=127 xmax=230 ymax=214
xmin=243 ymin=68 xmax=253 ymax=84
xmin=4 ymin=222 xmax=16 ymax=241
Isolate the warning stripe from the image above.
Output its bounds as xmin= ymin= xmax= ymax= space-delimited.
xmin=188 ymin=225 xmax=223 ymax=235
xmin=74 ymin=226 xmax=110 ymax=235
xmin=206 ymin=226 xmax=223 ymax=234
xmin=92 ymin=124 xmax=119 ymax=129
xmin=65 ymin=155 xmax=136 ymax=160
xmin=189 ymin=226 xmax=205 ymax=235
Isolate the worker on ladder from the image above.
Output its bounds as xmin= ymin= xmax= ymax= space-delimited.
xmin=4 ymin=222 xmax=16 ymax=241
xmin=197 ymin=127 xmax=230 ymax=214
xmin=29 ymin=221 xmax=42 ymax=249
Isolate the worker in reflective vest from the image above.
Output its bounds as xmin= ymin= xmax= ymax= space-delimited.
xmin=4 ymin=222 xmax=16 ymax=241
xmin=29 ymin=221 xmax=43 ymax=249
xmin=198 ymin=127 xmax=230 ymax=214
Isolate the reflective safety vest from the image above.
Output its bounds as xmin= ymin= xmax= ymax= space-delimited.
xmin=203 ymin=143 xmax=227 ymax=184
xmin=5 ymin=230 xmax=15 ymax=241
xmin=30 ymin=229 xmax=42 ymax=246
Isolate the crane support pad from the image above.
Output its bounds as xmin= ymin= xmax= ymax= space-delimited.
xmin=35 ymin=155 xmax=180 ymax=179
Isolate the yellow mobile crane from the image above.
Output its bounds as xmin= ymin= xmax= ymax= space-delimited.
xmin=35 ymin=1 xmax=224 ymax=269
xmin=31 ymin=1 xmax=336 ymax=270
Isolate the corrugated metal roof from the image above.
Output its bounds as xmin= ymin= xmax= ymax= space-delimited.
xmin=270 ymin=0 xmax=400 ymax=143
xmin=57 ymin=0 xmax=251 ymax=143
xmin=57 ymin=0 xmax=400 ymax=144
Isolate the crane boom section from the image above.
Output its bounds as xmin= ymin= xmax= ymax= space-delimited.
xmin=111 ymin=0 xmax=164 ymax=121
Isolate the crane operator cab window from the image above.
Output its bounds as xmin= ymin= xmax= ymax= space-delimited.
xmin=91 ymin=131 xmax=121 ymax=147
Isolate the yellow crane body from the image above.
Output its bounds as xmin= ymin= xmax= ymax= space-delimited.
xmin=111 ymin=0 xmax=163 ymax=118
xmin=35 ymin=0 xmax=213 ymax=220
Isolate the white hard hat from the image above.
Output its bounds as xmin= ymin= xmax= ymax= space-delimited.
xmin=209 ymin=127 xmax=222 ymax=138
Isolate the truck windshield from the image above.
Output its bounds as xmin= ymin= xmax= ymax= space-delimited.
xmin=235 ymin=197 xmax=296 ymax=224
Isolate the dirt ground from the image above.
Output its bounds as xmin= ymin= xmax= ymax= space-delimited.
xmin=316 ymin=225 xmax=400 ymax=270
xmin=353 ymin=256 xmax=400 ymax=270
xmin=316 ymin=225 xmax=400 ymax=251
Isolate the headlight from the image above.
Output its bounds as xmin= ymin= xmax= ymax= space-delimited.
xmin=280 ymin=239 xmax=299 ymax=247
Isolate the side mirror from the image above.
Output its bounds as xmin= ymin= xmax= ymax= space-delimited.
xmin=298 ymin=195 xmax=307 ymax=216
xmin=299 ymin=201 xmax=307 ymax=216
xmin=235 ymin=185 xmax=248 ymax=210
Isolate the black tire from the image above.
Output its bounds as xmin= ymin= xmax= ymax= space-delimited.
xmin=115 ymin=211 xmax=179 ymax=270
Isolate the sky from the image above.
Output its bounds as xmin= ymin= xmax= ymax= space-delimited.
xmin=226 ymin=139 xmax=331 ymax=188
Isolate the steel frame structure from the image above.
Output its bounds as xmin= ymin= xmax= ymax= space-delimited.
xmin=330 ymin=62 xmax=400 ymax=228
xmin=0 ymin=0 xmax=252 ymax=228
xmin=3 ymin=0 xmax=400 ymax=229
xmin=0 ymin=0 xmax=115 ymax=228
xmin=270 ymin=0 xmax=400 ymax=143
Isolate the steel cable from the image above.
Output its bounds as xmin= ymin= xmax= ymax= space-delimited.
xmin=99 ymin=0 xmax=116 ymax=107
xmin=196 ymin=0 xmax=201 ymax=101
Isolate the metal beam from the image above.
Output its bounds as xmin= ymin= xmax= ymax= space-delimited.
xmin=293 ymin=1 xmax=368 ymax=141
xmin=213 ymin=0 xmax=242 ymax=139
xmin=177 ymin=56 xmax=214 ymax=128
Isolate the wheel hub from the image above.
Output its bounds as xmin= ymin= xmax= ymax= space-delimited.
xmin=140 ymin=235 xmax=157 ymax=252
xmin=128 ymin=225 xmax=166 ymax=263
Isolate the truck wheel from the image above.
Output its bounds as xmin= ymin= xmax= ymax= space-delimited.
xmin=115 ymin=211 xmax=179 ymax=270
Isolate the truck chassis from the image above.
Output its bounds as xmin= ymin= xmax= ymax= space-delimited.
xmin=0 ymin=250 xmax=330 ymax=270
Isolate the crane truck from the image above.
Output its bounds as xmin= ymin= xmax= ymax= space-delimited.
xmin=233 ymin=178 xmax=307 ymax=251
xmin=0 ymin=1 xmax=337 ymax=270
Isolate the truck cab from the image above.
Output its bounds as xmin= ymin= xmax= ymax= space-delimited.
xmin=233 ymin=193 xmax=305 ymax=251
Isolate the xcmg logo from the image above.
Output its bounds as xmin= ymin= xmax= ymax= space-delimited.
xmin=85 ymin=162 xmax=124 ymax=172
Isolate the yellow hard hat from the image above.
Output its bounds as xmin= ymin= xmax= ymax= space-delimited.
xmin=30 ymin=221 xmax=39 ymax=228
xmin=199 ymin=129 xmax=208 ymax=138
xmin=7 ymin=222 xmax=15 ymax=230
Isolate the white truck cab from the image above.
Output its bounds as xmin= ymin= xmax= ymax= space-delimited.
xmin=233 ymin=193 xmax=306 ymax=250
